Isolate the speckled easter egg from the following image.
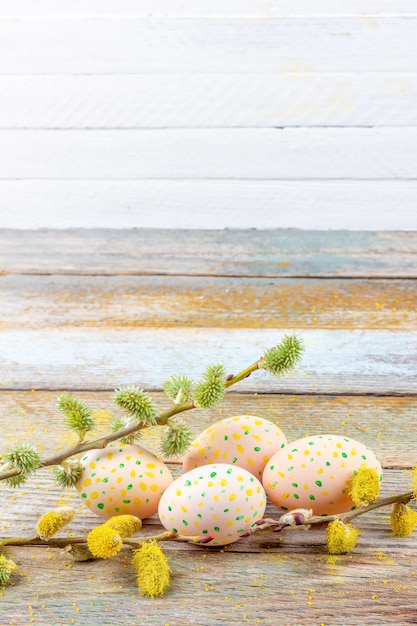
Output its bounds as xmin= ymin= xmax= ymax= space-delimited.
xmin=262 ymin=434 xmax=382 ymax=516
xmin=183 ymin=415 xmax=287 ymax=479
xmin=76 ymin=443 xmax=173 ymax=519
xmin=158 ymin=463 xmax=267 ymax=546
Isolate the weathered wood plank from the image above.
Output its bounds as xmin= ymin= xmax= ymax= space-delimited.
xmin=2 ymin=128 xmax=417 ymax=180
xmin=1 ymin=328 xmax=416 ymax=395
xmin=1 ymin=391 xmax=415 ymax=467
xmin=2 ymin=73 xmax=417 ymax=128
xmin=1 ymin=229 xmax=416 ymax=277
xmin=1 ymin=275 xmax=416 ymax=331
xmin=0 ymin=16 xmax=416 ymax=74
xmin=2 ymin=547 xmax=417 ymax=625
xmin=0 ymin=470 xmax=415 ymax=625
xmin=2 ymin=541 xmax=417 ymax=625
xmin=0 ymin=181 xmax=416 ymax=231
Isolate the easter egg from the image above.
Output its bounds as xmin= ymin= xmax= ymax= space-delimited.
xmin=158 ymin=463 xmax=267 ymax=546
xmin=76 ymin=443 xmax=173 ymax=519
xmin=262 ymin=434 xmax=382 ymax=516
xmin=183 ymin=415 xmax=287 ymax=479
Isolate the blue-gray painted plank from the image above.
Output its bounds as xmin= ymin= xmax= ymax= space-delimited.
xmin=1 ymin=229 xmax=416 ymax=277
xmin=1 ymin=328 xmax=416 ymax=394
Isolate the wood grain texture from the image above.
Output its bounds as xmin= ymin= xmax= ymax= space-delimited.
xmin=1 ymin=327 xmax=416 ymax=395
xmin=1 ymin=229 xmax=416 ymax=277
xmin=1 ymin=180 xmax=416 ymax=231
xmin=2 ymin=73 xmax=417 ymax=129
xmin=1 ymin=0 xmax=416 ymax=613
xmin=1 ymin=224 xmax=416 ymax=622
xmin=1 ymin=128 xmax=417 ymax=180
xmin=0 ymin=470 xmax=415 ymax=625
xmin=2 ymin=274 xmax=416 ymax=331
xmin=1 ymin=545 xmax=417 ymax=625
xmin=0 ymin=16 xmax=416 ymax=74
xmin=1 ymin=390 xmax=416 ymax=467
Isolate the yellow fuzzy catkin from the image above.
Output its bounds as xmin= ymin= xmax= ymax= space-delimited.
xmin=103 ymin=515 xmax=142 ymax=538
xmin=86 ymin=525 xmax=123 ymax=559
xmin=349 ymin=464 xmax=380 ymax=507
xmin=132 ymin=540 xmax=171 ymax=598
xmin=36 ymin=507 xmax=75 ymax=540
xmin=0 ymin=555 xmax=18 ymax=584
xmin=326 ymin=519 xmax=360 ymax=555
xmin=390 ymin=502 xmax=417 ymax=537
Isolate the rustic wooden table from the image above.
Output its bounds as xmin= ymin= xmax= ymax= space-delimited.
xmin=1 ymin=228 xmax=417 ymax=625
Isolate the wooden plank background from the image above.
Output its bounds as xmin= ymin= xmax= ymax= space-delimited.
xmin=0 ymin=1 xmax=415 ymax=230
xmin=1 ymin=230 xmax=417 ymax=624
xmin=1 ymin=2 xmax=417 ymax=624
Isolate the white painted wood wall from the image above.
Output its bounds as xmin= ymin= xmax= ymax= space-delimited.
xmin=0 ymin=0 xmax=416 ymax=230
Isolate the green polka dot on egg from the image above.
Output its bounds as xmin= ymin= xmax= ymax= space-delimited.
xmin=262 ymin=434 xmax=382 ymax=516
xmin=158 ymin=464 xmax=267 ymax=546
xmin=75 ymin=443 xmax=173 ymax=520
xmin=183 ymin=415 xmax=288 ymax=478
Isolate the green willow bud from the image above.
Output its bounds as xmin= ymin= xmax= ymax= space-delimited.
xmin=194 ymin=363 xmax=226 ymax=409
xmin=114 ymin=386 xmax=157 ymax=426
xmin=163 ymin=374 xmax=195 ymax=404
xmin=160 ymin=418 xmax=192 ymax=458
xmin=57 ymin=394 xmax=95 ymax=439
xmin=260 ymin=334 xmax=304 ymax=376
xmin=54 ymin=460 xmax=82 ymax=489
xmin=111 ymin=416 xmax=142 ymax=444
xmin=4 ymin=442 xmax=42 ymax=474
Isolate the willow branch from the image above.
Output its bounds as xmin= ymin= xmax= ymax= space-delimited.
xmin=0 ymin=362 xmax=262 ymax=482
xmin=1 ymin=531 xmax=214 ymax=549
xmin=254 ymin=490 xmax=415 ymax=533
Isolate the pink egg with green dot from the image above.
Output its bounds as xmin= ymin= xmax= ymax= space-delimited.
xmin=158 ymin=463 xmax=267 ymax=546
xmin=183 ymin=415 xmax=287 ymax=479
xmin=76 ymin=443 xmax=173 ymax=519
xmin=262 ymin=434 xmax=382 ymax=517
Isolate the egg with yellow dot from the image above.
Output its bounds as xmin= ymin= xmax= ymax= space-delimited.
xmin=182 ymin=415 xmax=287 ymax=478
xmin=76 ymin=443 xmax=173 ymax=519
xmin=158 ymin=463 xmax=267 ymax=545
xmin=262 ymin=434 xmax=382 ymax=516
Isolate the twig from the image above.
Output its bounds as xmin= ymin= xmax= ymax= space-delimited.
xmin=253 ymin=490 xmax=415 ymax=533
xmin=0 ymin=362 xmax=262 ymax=482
